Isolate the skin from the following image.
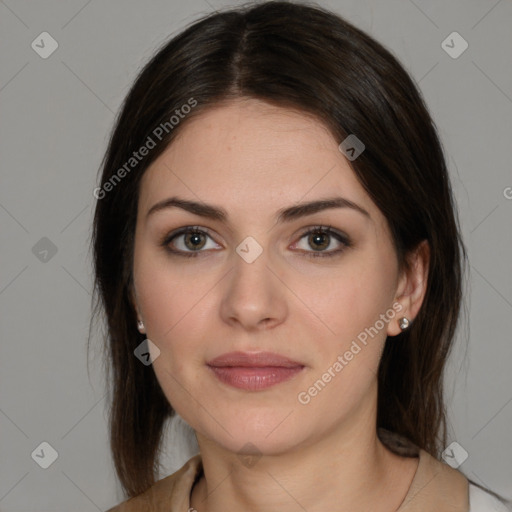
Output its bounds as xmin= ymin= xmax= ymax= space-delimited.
xmin=131 ymin=98 xmax=430 ymax=512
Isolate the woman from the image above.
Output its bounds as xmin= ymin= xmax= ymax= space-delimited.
xmin=91 ymin=1 xmax=510 ymax=510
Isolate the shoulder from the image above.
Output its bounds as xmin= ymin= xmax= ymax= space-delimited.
xmin=105 ymin=454 xmax=203 ymax=512
xmin=469 ymin=483 xmax=511 ymax=512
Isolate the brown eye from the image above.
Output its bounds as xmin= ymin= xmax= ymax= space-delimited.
xmin=308 ymin=232 xmax=330 ymax=251
xmin=183 ymin=231 xmax=207 ymax=251
xmin=161 ymin=226 xmax=221 ymax=257
xmin=294 ymin=226 xmax=352 ymax=258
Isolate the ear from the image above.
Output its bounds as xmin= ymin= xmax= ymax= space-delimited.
xmin=129 ymin=284 xmax=147 ymax=333
xmin=387 ymin=240 xmax=430 ymax=337
xmin=128 ymin=280 xmax=141 ymax=318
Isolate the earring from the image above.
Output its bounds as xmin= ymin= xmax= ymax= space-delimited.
xmin=398 ymin=317 xmax=410 ymax=331
xmin=137 ymin=319 xmax=145 ymax=333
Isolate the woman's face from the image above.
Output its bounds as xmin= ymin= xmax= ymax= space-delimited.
xmin=132 ymin=98 xmax=409 ymax=456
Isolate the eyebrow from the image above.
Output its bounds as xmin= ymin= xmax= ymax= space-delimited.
xmin=146 ymin=196 xmax=370 ymax=223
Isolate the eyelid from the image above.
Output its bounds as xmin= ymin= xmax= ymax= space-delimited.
xmin=159 ymin=225 xmax=221 ymax=255
xmin=292 ymin=224 xmax=352 ymax=257
xmin=160 ymin=224 xmax=352 ymax=258
xmin=296 ymin=224 xmax=347 ymax=241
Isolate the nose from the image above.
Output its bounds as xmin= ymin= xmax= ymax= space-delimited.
xmin=219 ymin=244 xmax=288 ymax=332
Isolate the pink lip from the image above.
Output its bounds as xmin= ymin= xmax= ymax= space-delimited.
xmin=207 ymin=351 xmax=305 ymax=391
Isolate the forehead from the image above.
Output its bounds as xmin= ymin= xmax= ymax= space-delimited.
xmin=138 ymin=99 xmax=378 ymax=222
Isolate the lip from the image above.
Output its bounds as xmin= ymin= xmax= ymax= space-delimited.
xmin=207 ymin=351 xmax=305 ymax=391
xmin=207 ymin=351 xmax=303 ymax=368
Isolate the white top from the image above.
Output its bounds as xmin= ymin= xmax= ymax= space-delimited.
xmin=469 ymin=483 xmax=511 ymax=511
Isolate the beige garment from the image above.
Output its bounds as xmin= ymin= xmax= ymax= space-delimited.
xmin=106 ymin=429 xmax=469 ymax=511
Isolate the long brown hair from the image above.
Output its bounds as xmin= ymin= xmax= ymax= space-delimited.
xmin=90 ymin=0 xmax=467 ymax=497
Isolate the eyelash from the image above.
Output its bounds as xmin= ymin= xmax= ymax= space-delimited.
xmin=159 ymin=225 xmax=352 ymax=259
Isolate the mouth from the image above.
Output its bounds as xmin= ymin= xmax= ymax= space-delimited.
xmin=206 ymin=351 xmax=305 ymax=391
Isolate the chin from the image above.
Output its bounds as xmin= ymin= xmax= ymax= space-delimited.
xmin=193 ymin=406 xmax=311 ymax=456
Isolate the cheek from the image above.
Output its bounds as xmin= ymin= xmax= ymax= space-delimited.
xmin=134 ymin=242 xmax=209 ymax=339
xmin=317 ymin=258 xmax=396 ymax=341
xmin=298 ymin=252 xmax=398 ymax=402
xmin=133 ymin=259 xmax=213 ymax=414
xmin=292 ymin=268 xmax=393 ymax=420
xmin=133 ymin=250 xmax=222 ymax=395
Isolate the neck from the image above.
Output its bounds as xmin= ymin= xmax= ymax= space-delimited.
xmin=190 ymin=387 xmax=418 ymax=512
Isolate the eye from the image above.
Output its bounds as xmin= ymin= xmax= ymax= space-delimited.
xmin=160 ymin=225 xmax=351 ymax=259
xmin=292 ymin=225 xmax=351 ymax=258
xmin=161 ymin=226 xmax=221 ymax=257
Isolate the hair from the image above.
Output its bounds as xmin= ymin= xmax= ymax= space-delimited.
xmin=90 ymin=0 xmax=470 ymax=499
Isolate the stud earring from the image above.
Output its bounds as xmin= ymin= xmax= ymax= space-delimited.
xmin=137 ymin=319 xmax=145 ymax=333
xmin=398 ymin=317 xmax=410 ymax=331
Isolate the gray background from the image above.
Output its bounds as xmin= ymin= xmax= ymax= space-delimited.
xmin=1 ymin=0 xmax=511 ymax=510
